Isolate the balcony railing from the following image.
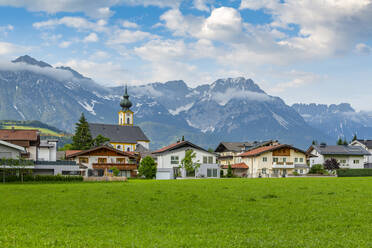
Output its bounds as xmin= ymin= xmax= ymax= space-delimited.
xmin=92 ymin=163 xmax=137 ymax=170
xmin=272 ymin=162 xmax=294 ymax=168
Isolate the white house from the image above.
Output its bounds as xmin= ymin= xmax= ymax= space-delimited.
xmin=153 ymin=140 xmax=220 ymax=179
xmin=349 ymin=139 xmax=372 ymax=168
xmin=37 ymin=139 xmax=58 ymax=161
xmin=307 ymin=144 xmax=370 ymax=169
xmin=0 ymin=140 xmax=27 ymax=159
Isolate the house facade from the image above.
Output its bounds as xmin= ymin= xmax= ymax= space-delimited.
xmin=307 ymin=144 xmax=369 ymax=169
xmin=238 ymin=144 xmax=308 ymax=178
xmin=89 ymin=86 xmax=150 ymax=152
xmin=0 ymin=129 xmax=40 ymax=160
xmin=66 ymin=145 xmax=138 ymax=177
xmin=0 ymin=140 xmax=27 ymax=159
xmin=349 ymin=139 xmax=372 ymax=168
xmin=215 ymin=140 xmax=278 ymax=166
xmin=37 ymin=139 xmax=58 ymax=161
xmin=153 ymin=140 xmax=219 ymax=179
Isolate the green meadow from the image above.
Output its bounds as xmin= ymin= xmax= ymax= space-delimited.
xmin=1 ymin=178 xmax=372 ymax=247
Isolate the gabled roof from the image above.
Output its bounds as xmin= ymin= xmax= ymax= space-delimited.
xmin=239 ymin=144 xmax=306 ymax=157
xmin=0 ymin=129 xmax=38 ymax=141
xmin=354 ymin=139 xmax=372 ymax=149
xmin=153 ymin=141 xmax=211 ymax=154
xmin=0 ymin=140 xmax=26 ymax=152
xmin=222 ymin=163 xmax=249 ymax=169
xmin=215 ymin=140 xmax=275 ymax=153
xmin=89 ymin=123 xmax=149 ymax=143
xmin=310 ymin=145 xmax=370 ymax=156
xmin=66 ymin=145 xmax=136 ymax=159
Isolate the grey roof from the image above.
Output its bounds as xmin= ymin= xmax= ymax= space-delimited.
xmin=89 ymin=123 xmax=149 ymax=143
xmin=135 ymin=144 xmax=156 ymax=159
xmin=356 ymin=139 xmax=372 ymax=149
xmin=312 ymin=145 xmax=370 ymax=156
xmin=215 ymin=140 xmax=275 ymax=153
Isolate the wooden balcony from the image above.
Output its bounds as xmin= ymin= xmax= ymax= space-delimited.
xmin=92 ymin=163 xmax=137 ymax=170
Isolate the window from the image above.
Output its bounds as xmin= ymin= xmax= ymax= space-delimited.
xmin=213 ymin=168 xmax=217 ymax=177
xmin=127 ymin=118 xmax=130 ymax=124
xmin=207 ymin=168 xmax=218 ymax=177
xmin=299 ymin=158 xmax=304 ymax=163
xmin=263 ymin=157 xmax=268 ymax=162
xmin=98 ymin=158 xmax=107 ymax=164
xmin=273 ymin=157 xmax=279 ymax=163
xmin=273 ymin=169 xmax=279 ymax=174
xmin=354 ymin=160 xmax=360 ymax=164
xmin=116 ymin=145 xmax=122 ymax=150
xmin=127 ymin=147 xmax=131 ymax=152
xmin=79 ymin=157 xmax=88 ymax=163
xmin=171 ymin=156 xmax=179 ymax=164
xmin=203 ymin=156 xmax=208 ymax=163
xmin=262 ymin=168 xmax=267 ymax=174
xmin=116 ymin=158 xmax=126 ymax=164
xmin=295 ymin=158 xmax=298 ymax=163
xmin=208 ymin=156 xmax=213 ymax=164
xmin=341 ymin=160 xmax=346 ymax=164
xmin=283 ymin=158 xmax=287 ymax=162
xmin=300 ymin=169 xmax=303 ymax=174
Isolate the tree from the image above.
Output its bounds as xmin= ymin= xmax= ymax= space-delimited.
xmin=207 ymin=148 xmax=214 ymax=153
xmin=71 ymin=113 xmax=93 ymax=150
xmin=312 ymin=140 xmax=318 ymax=145
xmin=110 ymin=166 xmax=120 ymax=177
xmin=58 ymin=143 xmax=74 ymax=151
xmin=352 ymin=134 xmax=357 ymax=141
xmin=323 ymin=158 xmax=340 ymax=171
xmin=138 ymin=156 xmax=157 ymax=179
xmin=337 ymin=138 xmax=343 ymax=145
xmin=343 ymin=139 xmax=348 ymax=145
xmin=226 ymin=164 xmax=233 ymax=178
xmin=309 ymin=164 xmax=325 ymax=174
xmin=181 ymin=149 xmax=200 ymax=177
xmin=91 ymin=134 xmax=110 ymax=148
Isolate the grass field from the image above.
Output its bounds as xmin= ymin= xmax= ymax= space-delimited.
xmin=1 ymin=178 xmax=372 ymax=247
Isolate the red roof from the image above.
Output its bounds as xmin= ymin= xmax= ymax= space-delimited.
xmin=239 ymin=144 xmax=285 ymax=157
xmin=153 ymin=141 xmax=187 ymax=153
xmin=66 ymin=145 xmax=136 ymax=159
xmin=65 ymin=150 xmax=82 ymax=157
xmin=0 ymin=129 xmax=38 ymax=141
xmin=222 ymin=163 xmax=249 ymax=169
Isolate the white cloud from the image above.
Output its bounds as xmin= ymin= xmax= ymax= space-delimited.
xmin=33 ymin=17 xmax=108 ymax=33
xmin=0 ymin=42 xmax=29 ymax=55
xmin=0 ymin=60 xmax=76 ymax=81
xmin=355 ymin=43 xmax=372 ymax=55
xmin=83 ymin=32 xmax=99 ymax=42
xmin=212 ymin=88 xmax=272 ymax=105
xmin=0 ymin=24 xmax=14 ymax=36
xmin=59 ymin=41 xmax=72 ymax=48
xmin=107 ymin=29 xmax=157 ymax=44
xmin=89 ymin=50 xmax=110 ymax=60
xmin=193 ymin=0 xmax=212 ymax=12
xmin=121 ymin=20 xmax=139 ymax=29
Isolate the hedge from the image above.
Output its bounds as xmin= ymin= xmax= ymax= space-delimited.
xmin=337 ymin=169 xmax=372 ymax=177
xmin=2 ymin=175 xmax=83 ymax=182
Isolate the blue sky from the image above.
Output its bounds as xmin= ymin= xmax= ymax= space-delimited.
xmin=0 ymin=0 xmax=372 ymax=111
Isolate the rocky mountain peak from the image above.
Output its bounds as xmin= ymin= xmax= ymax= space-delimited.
xmin=210 ymin=77 xmax=265 ymax=94
xmin=12 ymin=55 xmax=52 ymax=68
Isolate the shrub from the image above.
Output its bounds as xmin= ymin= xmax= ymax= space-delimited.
xmin=293 ymin=171 xmax=299 ymax=176
xmin=227 ymin=164 xmax=233 ymax=178
xmin=110 ymin=166 xmax=120 ymax=177
xmin=2 ymin=175 xmax=83 ymax=182
xmin=337 ymin=169 xmax=372 ymax=177
xmin=138 ymin=156 xmax=156 ymax=179
xmin=309 ymin=164 xmax=325 ymax=174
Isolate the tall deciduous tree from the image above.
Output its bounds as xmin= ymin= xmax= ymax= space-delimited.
xmin=71 ymin=113 xmax=93 ymax=150
xmin=181 ymin=149 xmax=200 ymax=177
xmin=138 ymin=156 xmax=156 ymax=179
xmin=91 ymin=134 xmax=110 ymax=148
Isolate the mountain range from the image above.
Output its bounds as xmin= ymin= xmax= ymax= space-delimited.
xmin=0 ymin=55 xmax=369 ymax=149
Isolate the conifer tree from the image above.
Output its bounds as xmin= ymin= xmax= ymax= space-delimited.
xmin=71 ymin=113 xmax=93 ymax=150
xmin=352 ymin=134 xmax=357 ymax=141
xmin=337 ymin=138 xmax=343 ymax=145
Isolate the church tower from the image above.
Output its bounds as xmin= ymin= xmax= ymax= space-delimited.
xmin=118 ymin=86 xmax=133 ymax=126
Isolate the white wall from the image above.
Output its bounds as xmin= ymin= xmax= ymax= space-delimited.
xmin=309 ymin=149 xmax=364 ymax=168
xmin=37 ymin=141 xmax=57 ymax=161
xmin=350 ymin=141 xmax=372 ymax=164
xmin=156 ymin=147 xmax=216 ymax=169
xmin=137 ymin=141 xmax=149 ymax=150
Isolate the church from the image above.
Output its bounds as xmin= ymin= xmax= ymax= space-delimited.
xmin=89 ymin=86 xmax=150 ymax=152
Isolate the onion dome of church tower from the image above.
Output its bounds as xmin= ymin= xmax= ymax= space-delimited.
xmin=120 ymin=85 xmax=132 ymax=111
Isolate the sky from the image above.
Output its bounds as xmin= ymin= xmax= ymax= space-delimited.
xmin=0 ymin=0 xmax=371 ymax=111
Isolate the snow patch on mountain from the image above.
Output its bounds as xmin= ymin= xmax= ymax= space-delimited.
xmin=272 ymin=112 xmax=289 ymax=129
xmin=78 ymin=100 xmax=97 ymax=116
xmin=169 ymin=103 xmax=194 ymax=115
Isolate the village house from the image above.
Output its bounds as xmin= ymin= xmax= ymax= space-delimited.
xmin=88 ymin=86 xmax=150 ymax=152
xmin=0 ymin=139 xmax=27 ymax=159
xmin=153 ymin=140 xmax=219 ymax=179
xmin=0 ymin=129 xmax=40 ymax=160
xmin=215 ymin=140 xmax=278 ymax=166
xmin=66 ymin=145 xmax=138 ymax=177
xmin=307 ymin=144 xmax=370 ymax=169
xmin=349 ymin=139 xmax=372 ymax=168
xmin=237 ymin=144 xmax=308 ymax=178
